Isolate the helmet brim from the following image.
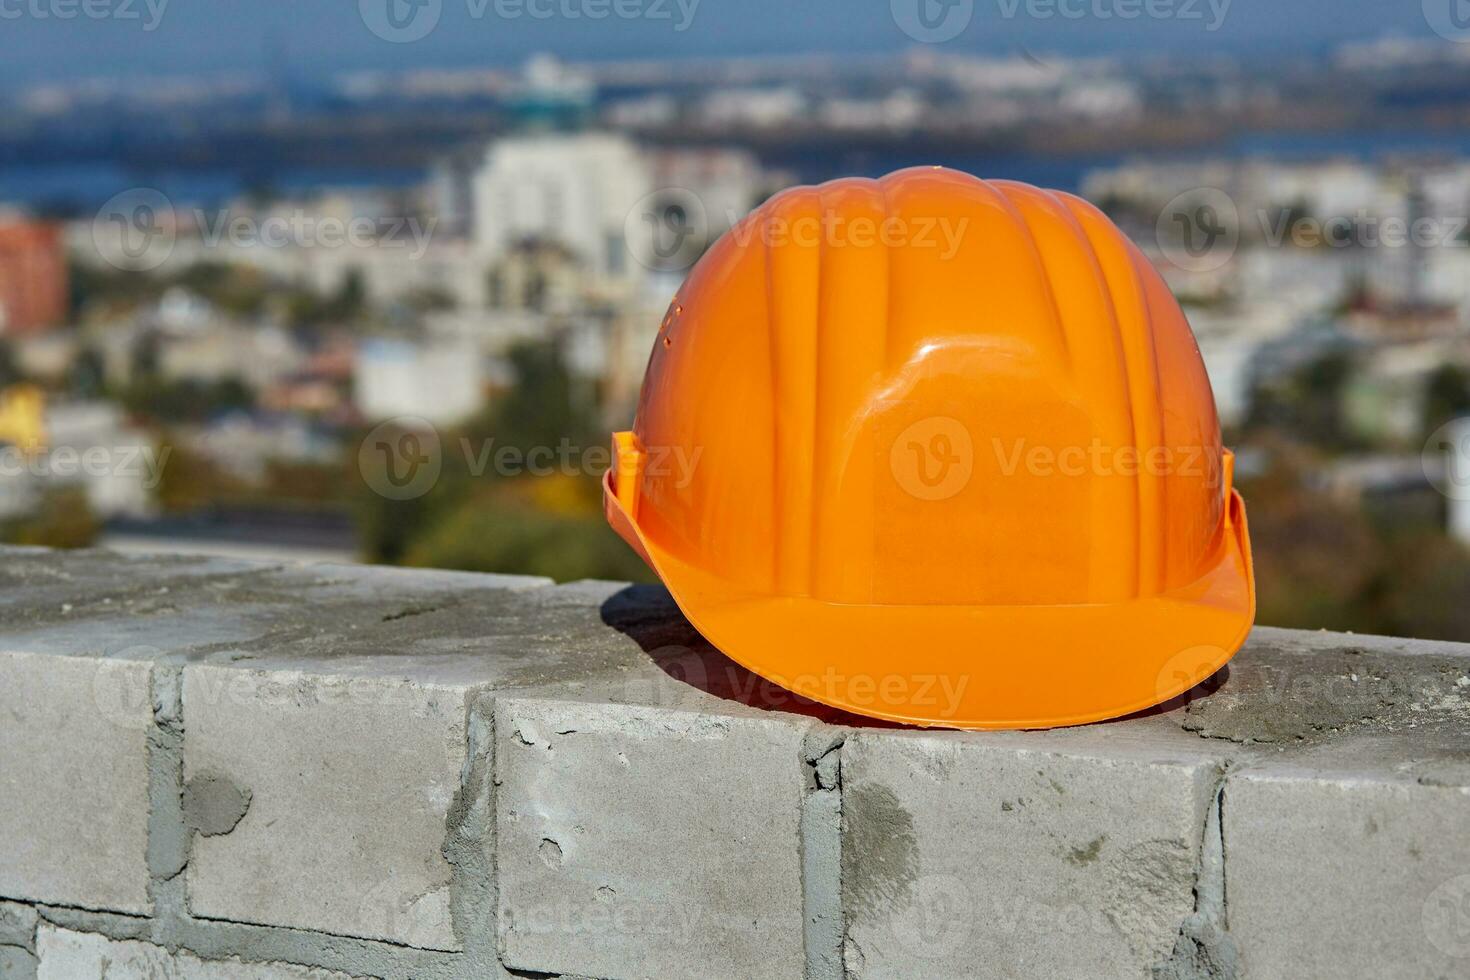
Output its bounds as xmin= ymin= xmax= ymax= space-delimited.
xmin=604 ymin=471 xmax=1254 ymax=730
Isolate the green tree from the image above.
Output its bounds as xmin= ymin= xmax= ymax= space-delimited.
xmin=0 ymin=340 xmax=21 ymax=388
xmin=69 ymin=347 xmax=106 ymax=398
xmin=1422 ymin=364 xmax=1470 ymax=440
xmin=1236 ymin=445 xmax=1380 ymax=632
xmin=1367 ymin=533 xmax=1470 ymax=642
xmin=1246 ymin=351 xmax=1358 ymax=450
xmin=403 ymin=489 xmax=653 ymax=583
xmin=2 ymin=487 xmax=100 ymax=549
xmin=466 ymin=338 xmax=599 ymax=452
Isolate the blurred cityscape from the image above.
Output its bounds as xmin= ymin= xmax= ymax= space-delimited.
xmin=5 ymin=25 xmax=1470 ymax=638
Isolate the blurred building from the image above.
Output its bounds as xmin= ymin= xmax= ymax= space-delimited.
xmin=354 ymin=337 xmax=484 ymax=424
xmin=46 ymin=400 xmax=157 ymax=517
xmin=182 ymin=412 xmax=340 ymax=484
xmin=0 ymin=217 xmax=67 ymax=335
xmin=0 ymin=391 xmax=156 ymax=521
xmin=471 ymin=132 xmax=649 ymax=278
xmin=646 ymin=146 xmax=768 ymax=233
xmin=1448 ymin=419 xmax=1470 ymax=547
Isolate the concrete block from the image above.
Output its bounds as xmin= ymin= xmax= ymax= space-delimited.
xmin=841 ymin=729 xmax=1225 ymax=980
xmin=1180 ymin=626 xmax=1470 ymax=746
xmin=174 ymin=579 xmax=765 ymax=955
xmin=0 ymin=946 xmax=37 ymax=980
xmin=182 ymin=665 xmax=472 ymax=951
xmin=0 ymin=652 xmax=153 ymax=914
xmin=0 ymin=901 xmax=39 ymax=949
xmin=494 ymin=697 xmax=811 ymax=980
xmin=1225 ymin=746 xmax=1470 ymax=980
xmin=0 ymin=552 xmax=549 ymax=667
xmin=35 ymin=926 xmax=357 ymax=979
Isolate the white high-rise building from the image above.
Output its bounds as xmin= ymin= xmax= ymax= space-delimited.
xmin=471 ymin=132 xmax=651 ymax=278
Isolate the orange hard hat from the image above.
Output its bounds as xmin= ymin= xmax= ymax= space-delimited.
xmin=605 ymin=167 xmax=1254 ymax=730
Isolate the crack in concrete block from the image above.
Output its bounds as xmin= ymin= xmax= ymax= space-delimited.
xmin=801 ymin=729 xmax=846 ymax=980
xmin=0 ymin=901 xmax=40 ymax=950
xmin=146 ymin=666 xmax=189 ymax=901
xmin=36 ymin=903 xmax=459 ymax=980
xmin=1152 ymin=768 xmax=1239 ymax=980
xmin=440 ymin=691 xmax=512 ymax=979
xmin=0 ymin=901 xmax=40 ymax=980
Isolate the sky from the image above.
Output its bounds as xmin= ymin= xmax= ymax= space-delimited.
xmin=0 ymin=0 xmax=1456 ymax=86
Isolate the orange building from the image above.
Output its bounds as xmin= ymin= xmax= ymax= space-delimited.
xmin=0 ymin=219 xmax=68 ymax=335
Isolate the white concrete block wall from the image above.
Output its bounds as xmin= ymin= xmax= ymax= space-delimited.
xmin=0 ymin=651 xmax=155 ymax=915
xmin=840 ymin=729 xmax=1227 ymax=979
xmin=35 ymin=926 xmax=356 ymax=979
xmin=181 ymin=666 xmax=473 ymax=951
xmin=494 ymin=698 xmax=811 ymax=980
xmin=0 ymin=548 xmax=1468 ymax=980
xmin=1225 ymin=749 xmax=1470 ymax=979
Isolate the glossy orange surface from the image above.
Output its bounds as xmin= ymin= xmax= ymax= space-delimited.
xmin=607 ymin=167 xmax=1254 ymax=729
